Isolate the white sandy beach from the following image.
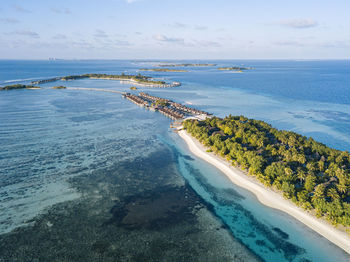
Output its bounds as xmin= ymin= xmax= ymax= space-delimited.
xmin=178 ymin=129 xmax=350 ymax=255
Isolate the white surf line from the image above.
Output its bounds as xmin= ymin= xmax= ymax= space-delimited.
xmin=178 ymin=129 xmax=350 ymax=255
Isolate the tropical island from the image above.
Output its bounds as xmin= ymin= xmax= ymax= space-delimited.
xmin=157 ymin=63 xmax=216 ymax=67
xmin=183 ymin=116 xmax=350 ymax=227
xmin=218 ymin=66 xmax=251 ymax=71
xmin=31 ymin=73 xmax=181 ymax=88
xmin=121 ymin=91 xmax=350 ymax=230
xmin=178 ymin=115 xmax=350 ymax=253
xmin=0 ymin=84 xmax=40 ymax=91
xmin=139 ymin=68 xmax=188 ymax=72
xmin=120 ymin=90 xmax=350 ymax=247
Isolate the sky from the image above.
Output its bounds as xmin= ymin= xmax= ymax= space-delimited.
xmin=0 ymin=0 xmax=350 ymax=59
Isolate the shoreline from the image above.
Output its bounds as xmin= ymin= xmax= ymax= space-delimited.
xmin=178 ymin=129 xmax=350 ymax=255
xmin=31 ymin=76 xmax=181 ymax=88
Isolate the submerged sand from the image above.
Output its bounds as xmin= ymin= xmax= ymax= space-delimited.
xmin=178 ymin=129 xmax=350 ymax=255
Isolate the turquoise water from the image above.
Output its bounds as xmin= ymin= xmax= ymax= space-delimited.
xmin=1 ymin=60 xmax=350 ymax=261
xmin=166 ymin=133 xmax=349 ymax=261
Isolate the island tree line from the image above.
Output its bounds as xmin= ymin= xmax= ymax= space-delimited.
xmin=183 ymin=115 xmax=350 ymax=227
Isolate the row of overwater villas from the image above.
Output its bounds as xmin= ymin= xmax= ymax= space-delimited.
xmin=123 ymin=92 xmax=211 ymax=120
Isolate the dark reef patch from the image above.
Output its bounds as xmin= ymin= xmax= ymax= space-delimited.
xmin=182 ymin=154 xmax=195 ymax=161
xmin=272 ymin=227 xmax=289 ymax=240
xmin=107 ymin=186 xmax=203 ymax=230
xmin=256 ymin=240 xmax=267 ymax=247
xmin=233 ymin=203 xmax=305 ymax=260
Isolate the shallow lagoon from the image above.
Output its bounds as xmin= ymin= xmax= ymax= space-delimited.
xmin=0 ymin=88 xmax=257 ymax=261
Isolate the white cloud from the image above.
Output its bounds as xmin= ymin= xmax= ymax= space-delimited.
xmin=195 ymin=40 xmax=220 ymax=47
xmin=194 ymin=25 xmax=208 ymax=31
xmin=274 ymin=40 xmax=304 ymax=47
xmin=167 ymin=23 xmax=208 ymax=31
xmin=153 ymin=34 xmax=185 ymax=44
xmin=0 ymin=18 xmax=20 ymax=24
xmin=94 ymin=29 xmax=108 ymax=38
xmin=152 ymin=34 xmax=221 ymax=48
xmin=274 ymin=19 xmax=318 ymax=29
xmin=53 ymin=34 xmax=67 ymax=40
xmin=168 ymin=22 xmax=189 ymax=28
xmin=51 ymin=7 xmax=71 ymax=14
xmin=9 ymin=30 xmax=40 ymax=38
xmin=13 ymin=4 xmax=31 ymax=13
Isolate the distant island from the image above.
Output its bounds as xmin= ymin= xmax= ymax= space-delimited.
xmin=140 ymin=68 xmax=188 ymax=72
xmin=31 ymin=73 xmax=181 ymax=88
xmin=130 ymin=86 xmax=137 ymax=90
xmin=61 ymin=73 xmax=167 ymax=86
xmin=183 ymin=116 xmax=350 ymax=229
xmin=52 ymin=86 xmax=66 ymax=89
xmin=157 ymin=63 xmax=216 ymax=67
xmin=218 ymin=66 xmax=251 ymax=71
xmin=0 ymin=84 xmax=40 ymax=91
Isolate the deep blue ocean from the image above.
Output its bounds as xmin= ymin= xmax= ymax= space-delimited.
xmin=1 ymin=60 xmax=350 ymax=261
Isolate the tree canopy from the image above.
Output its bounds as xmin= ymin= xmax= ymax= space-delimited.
xmin=183 ymin=115 xmax=350 ymax=227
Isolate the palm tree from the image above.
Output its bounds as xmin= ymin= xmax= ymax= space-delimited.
xmin=298 ymin=154 xmax=306 ymax=164
xmin=297 ymin=169 xmax=307 ymax=183
xmin=312 ymin=184 xmax=326 ymax=203
xmin=327 ymin=188 xmax=340 ymax=201
xmin=337 ymin=183 xmax=348 ymax=195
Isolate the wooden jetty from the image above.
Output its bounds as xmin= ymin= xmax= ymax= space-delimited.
xmin=138 ymin=92 xmax=212 ymax=118
xmin=157 ymin=107 xmax=184 ymax=120
xmin=123 ymin=93 xmax=149 ymax=107
xmin=139 ymin=92 xmax=171 ymax=103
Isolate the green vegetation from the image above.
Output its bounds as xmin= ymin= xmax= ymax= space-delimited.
xmin=0 ymin=84 xmax=40 ymax=90
xmin=34 ymin=73 xmax=167 ymax=86
xmin=130 ymin=86 xmax=137 ymax=90
xmin=52 ymin=86 xmax=66 ymax=89
xmin=153 ymin=99 xmax=169 ymax=107
xmin=140 ymin=68 xmax=188 ymax=72
xmin=73 ymin=73 xmax=166 ymax=85
xmin=183 ymin=115 xmax=350 ymax=227
xmin=61 ymin=75 xmax=87 ymax=81
xmin=158 ymin=63 xmax=216 ymax=67
xmin=218 ymin=66 xmax=251 ymax=71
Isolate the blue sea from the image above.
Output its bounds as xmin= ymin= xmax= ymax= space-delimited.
xmin=0 ymin=60 xmax=350 ymax=261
